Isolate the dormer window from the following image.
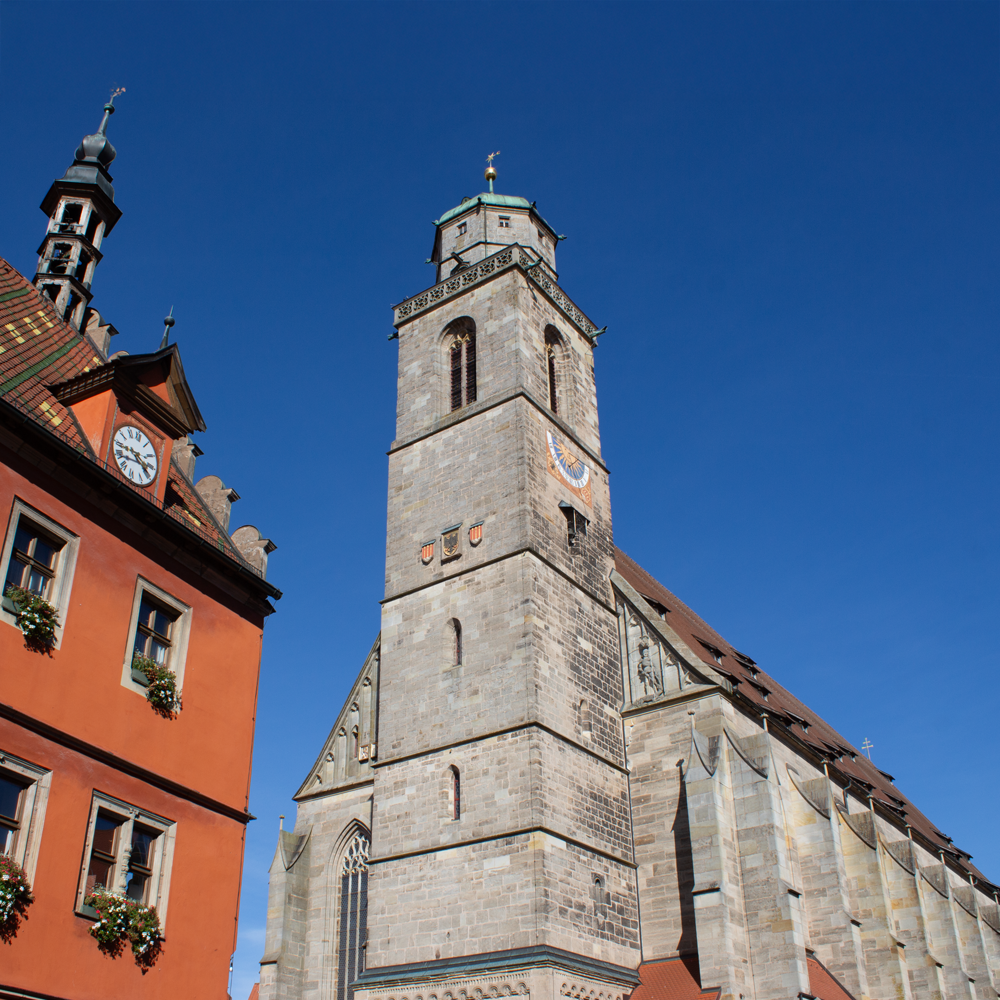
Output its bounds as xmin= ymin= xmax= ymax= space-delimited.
xmin=457 ymin=222 xmax=467 ymax=236
xmin=498 ymin=216 xmax=511 ymax=229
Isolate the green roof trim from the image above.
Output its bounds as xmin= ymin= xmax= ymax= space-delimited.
xmin=0 ymin=288 xmax=31 ymax=304
xmin=435 ymin=192 xmax=534 ymax=227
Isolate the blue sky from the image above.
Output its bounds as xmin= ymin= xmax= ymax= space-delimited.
xmin=2 ymin=2 xmax=998 ymax=996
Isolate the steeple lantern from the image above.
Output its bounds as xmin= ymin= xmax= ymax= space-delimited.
xmin=430 ymin=161 xmax=561 ymax=283
xmin=34 ymin=92 xmax=124 ymax=331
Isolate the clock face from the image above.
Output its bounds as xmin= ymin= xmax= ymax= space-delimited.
xmin=113 ymin=425 xmax=158 ymax=486
xmin=547 ymin=431 xmax=590 ymax=490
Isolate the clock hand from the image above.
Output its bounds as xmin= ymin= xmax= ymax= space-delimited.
xmin=125 ymin=446 xmax=152 ymax=474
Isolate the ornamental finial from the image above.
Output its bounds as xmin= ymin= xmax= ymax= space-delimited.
xmin=159 ymin=305 xmax=175 ymax=350
xmin=97 ymin=87 xmax=126 ymax=137
xmin=485 ymin=151 xmax=500 ymax=193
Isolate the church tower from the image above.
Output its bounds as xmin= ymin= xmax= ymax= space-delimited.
xmin=33 ymin=92 xmax=124 ymax=332
xmin=355 ymin=165 xmax=640 ymax=1000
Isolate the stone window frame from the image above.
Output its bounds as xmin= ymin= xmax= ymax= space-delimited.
xmin=0 ymin=749 xmax=52 ymax=884
xmin=440 ymin=317 xmax=478 ymax=417
xmin=75 ymin=790 xmax=176 ymax=926
xmin=119 ymin=577 xmax=193 ymax=699
xmin=0 ymin=498 xmax=81 ymax=651
xmin=335 ymin=827 xmax=370 ymax=1000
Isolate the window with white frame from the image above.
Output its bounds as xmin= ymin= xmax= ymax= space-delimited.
xmin=1 ymin=500 xmax=80 ymax=649
xmin=78 ymin=793 xmax=175 ymax=921
xmin=497 ymin=216 xmax=511 ymax=229
xmin=0 ymin=751 xmax=51 ymax=883
xmin=121 ymin=578 xmax=192 ymax=696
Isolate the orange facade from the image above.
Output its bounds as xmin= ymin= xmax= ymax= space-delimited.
xmin=0 ymin=259 xmax=279 ymax=998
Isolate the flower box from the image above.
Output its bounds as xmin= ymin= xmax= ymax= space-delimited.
xmin=1 ymin=594 xmax=16 ymax=614
xmin=131 ymin=665 xmax=151 ymax=686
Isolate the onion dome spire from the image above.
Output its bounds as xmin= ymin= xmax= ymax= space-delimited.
xmin=75 ymin=88 xmax=124 ymax=167
xmin=34 ymin=89 xmax=125 ymax=333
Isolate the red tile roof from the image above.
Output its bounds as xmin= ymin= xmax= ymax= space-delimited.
xmin=247 ymin=984 xmax=260 ymax=1000
xmin=807 ymin=956 xmax=857 ymax=1000
xmin=613 ymin=546 xmax=995 ymax=892
xmin=0 ymin=257 xmax=260 ymax=579
xmin=630 ymin=957 xmax=719 ymax=1000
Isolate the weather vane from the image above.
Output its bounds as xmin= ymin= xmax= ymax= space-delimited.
xmin=485 ymin=150 xmax=500 ymax=192
xmin=109 ymin=86 xmax=126 ymax=103
xmin=861 ymin=737 xmax=874 ymax=760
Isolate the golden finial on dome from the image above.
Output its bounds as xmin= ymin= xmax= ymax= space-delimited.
xmin=485 ymin=150 xmax=500 ymax=192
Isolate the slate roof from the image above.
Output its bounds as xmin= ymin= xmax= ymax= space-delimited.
xmin=0 ymin=257 xmax=259 ymax=578
xmin=630 ymin=957 xmax=719 ymax=1000
xmin=614 ymin=546 xmax=995 ymax=892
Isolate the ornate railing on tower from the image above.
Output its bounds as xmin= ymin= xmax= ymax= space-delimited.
xmin=392 ymin=245 xmax=600 ymax=338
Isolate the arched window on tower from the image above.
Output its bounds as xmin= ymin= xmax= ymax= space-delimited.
xmin=337 ymin=832 xmax=370 ymax=1000
xmin=450 ymin=765 xmax=461 ymax=820
xmin=445 ymin=618 xmax=462 ymax=667
xmin=446 ymin=319 xmax=477 ymax=411
xmin=544 ymin=326 xmax=564 ymax=415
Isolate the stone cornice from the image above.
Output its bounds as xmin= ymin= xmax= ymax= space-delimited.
xmin=392 ymin=244 xmax=600 ymax=339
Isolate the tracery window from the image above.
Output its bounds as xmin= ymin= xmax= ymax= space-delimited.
xmin=337 ymin=832 xmax=370 ymax=1000
xmin=447 ymin=319 xmax=477 ymax=412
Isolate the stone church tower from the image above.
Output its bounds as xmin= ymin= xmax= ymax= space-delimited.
xmin=260 ymin=170 xmax=1000 ymax=1000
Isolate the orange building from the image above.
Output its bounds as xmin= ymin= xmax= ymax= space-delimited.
xmin=0 ymin=100 xmax=280 ymax=998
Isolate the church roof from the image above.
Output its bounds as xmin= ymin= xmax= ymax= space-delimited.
xmin=434 ymin=192 xmax=532 ymax=226
xmin=0 ymin=257 xmax=272 ymax=587
xmin=613 ymin=546 xmax=996 ymax=893
xmin=630 ymin=957 xmax=719 ymax=1000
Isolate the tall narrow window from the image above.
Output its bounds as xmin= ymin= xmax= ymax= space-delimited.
xmin=446 ymin=320 xmax=477 ymax=412
xmin=444 ymin=618 xmax=462 ymax=667
xmin=450 ymin=766 xmax=461 ymax=820
xmin=544 ymin=327 xmax=563 ymax=415
xmin=337 ymin=833 xmax=370 ymax=1000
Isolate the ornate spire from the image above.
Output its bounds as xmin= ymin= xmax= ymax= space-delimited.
xmin=34 ymin=91 xmax=125 ymax=334
xmin=74 ymin=88 xmax=125 ymax=168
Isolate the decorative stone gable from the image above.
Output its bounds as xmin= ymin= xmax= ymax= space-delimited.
xmin=295 ymin=636 xmax=380 ymax=800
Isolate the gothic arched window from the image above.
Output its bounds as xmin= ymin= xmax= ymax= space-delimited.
xmin=446 ymin=319 xmax=477 ymax=411
xmin=544 ymin=326 xmax=565 ymax=415
xmin=337 ymin=832 xmax=370 ymax=1000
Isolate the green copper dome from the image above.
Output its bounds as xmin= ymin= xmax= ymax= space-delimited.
xmin=434 ymin=192 xmax=533 ymax=227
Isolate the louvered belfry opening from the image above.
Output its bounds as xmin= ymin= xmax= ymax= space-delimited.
xmin=446 ymin=318 xmax=477 ymax=412
xmin=336 ymin=833 xmax=370 ymax=1000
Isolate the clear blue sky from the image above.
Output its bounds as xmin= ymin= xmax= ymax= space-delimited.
xmin=2 ymin=3 xmax=998 ymax=997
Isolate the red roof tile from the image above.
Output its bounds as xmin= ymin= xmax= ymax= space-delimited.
xmin=0 ymin=257 xmax=260 ymax=579
xmin=807 ymin=956 xmax=857 ymax=1000
xmin=247 ymin=984 xmax=260 ymax=1000
xmin=613 ymin=546 xmax=994 ymax=891
xmin=630 ymin=957 xmax=719 ymax=1000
